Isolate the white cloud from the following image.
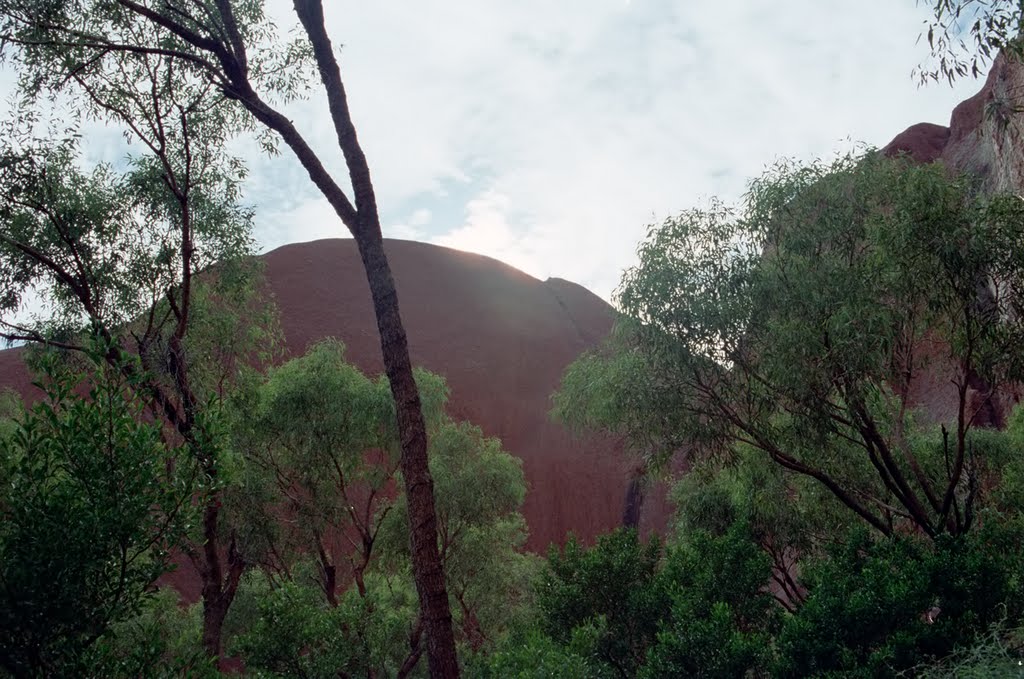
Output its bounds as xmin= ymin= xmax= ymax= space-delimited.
xmin=259 ymin=196 xmax=342 ymax=251
xmin=243 ymin=1 xmax=982 ymax=302
xmin=1 ymin=2 xmax=986 ymax=303
xmin=429 ymin=190 xmax=543 ymax=277
xmin=409 ymin=209 xmax=432 ymax=227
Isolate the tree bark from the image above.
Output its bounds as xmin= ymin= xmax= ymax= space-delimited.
xmin=201 ymin=594 xmax=230 ymax=662
xmin=197 ymin=504 xmax=246 ymax=664
xmin=355 ymin=235 xmax=459 ymax=677
xmin=622 ymin=475 xmax=645 ymax=529
xmin=286 ymin=3 xmax=460 ymax=674
xmin=21 ymin=1 xmax=463 ymax=670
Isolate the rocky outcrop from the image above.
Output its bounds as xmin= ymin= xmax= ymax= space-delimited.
xmin=881 ymin=122 xmax=950 ymax=164
xmin=0 ymin=239 xmax=669 ymax=551
xmin=263 ymin=238 xmax=670 ymax=548
xmin=884 ymin=52 xmax=1024 ymax=192
xmin=943 ymin=53 xmax=1024 ymax=194
xmin=883 ymin=52 xmax=1024 ymax=426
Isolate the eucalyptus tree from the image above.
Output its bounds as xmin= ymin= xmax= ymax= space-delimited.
xmin=230 ymin=343 xmax=533 ymax=673
xmin=0 ymin=1 xmax=460 ymax=672
xmin=0 ymin=10 xmax=267 ymax=660
xmin=0 ymin=336 xmax=196 ymax=677
xmin=917 ymin=0 xmax=1024 ymax=85
xmin=556 ymin=154 xmax=1024 ymax=540
xmin=228 ymin=415 xmax=534 ymax=678
xmin=230 ymin=340 xmax=448 ymax=607
xmin=378 ymin=421 xmax=534 ymax=654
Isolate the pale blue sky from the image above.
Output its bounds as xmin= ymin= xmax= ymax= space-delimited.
xmin=3 ymin=1 xmax=986 ymax=304
xmin=237 ymin=1 xmax=983 ymax=301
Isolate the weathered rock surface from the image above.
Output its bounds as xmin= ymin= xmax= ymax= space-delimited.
xmin=943 ymin=53 xmax=1024 ymax=194
xmin=0 ymin=239 xmax=668 ymax=553
xmin=883 ymin=52 xmax=1024 ymax=425
xmin=884 ymin=53 xmax=1024 ymax=192
xmin=881 ymin=122 xmax=950 ymax=164
xmin=261 ymin=238 xmax=667 ymax=549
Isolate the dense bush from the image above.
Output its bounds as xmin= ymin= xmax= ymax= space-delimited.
xmin=0 ymin=344 xmax=196 ymax=677
xmin=530 ymin=524 xmax=777 ymax=678
xmin=641 ymin=524 xmax=777 ymax=678
xmin=538 ymin=529 xmax=662 ymax=675
xmin=774 ymin=524 xmax=1024 ymax=677
xmin=466 ymin=630 xmax=595 ymax=679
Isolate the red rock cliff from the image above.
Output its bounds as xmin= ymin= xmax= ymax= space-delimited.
xmin=261 ymin=238 xmax=667 ymax=548
xmin=883 ymin=52 xmax=1024 ymax=425
xmin=0 ymin=238 xmax=668 ymax=552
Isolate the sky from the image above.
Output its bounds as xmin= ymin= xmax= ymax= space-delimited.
xmin=5 ymin=1 xmax=987 ymax=304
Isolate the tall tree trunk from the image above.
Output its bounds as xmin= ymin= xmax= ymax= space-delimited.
xmin=622 ymin=469 xmax=646 ymax=529
xmin=356 ymin=235 xmax=459 ymax=677
xmin=277 ymin=3 xmax=461 ymax=673
xmin=201 ymin=594 xmax=230 ymax=661
xmin=196 ymin=499 xmax=246 ymax=665
xmin=60 ymin=1 xmax=464 ymax=671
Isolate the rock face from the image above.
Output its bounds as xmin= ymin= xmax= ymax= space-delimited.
xmin=0 ymin=238 xmax=669 ymax=551
xmin=262 ymin=238 xmax=668 ymax=548
xmin=881 ymin=122 xmax=950 ymax=164
xmin=884 ymin=52 xmax=1024 ymax=193
xmin=883 ymin=52 xmax=1024 ymax=425
xmin=0 ymin=349 xmax=33 ymax=401
xmin=943 ymin=54 xmax=1024 ymax=194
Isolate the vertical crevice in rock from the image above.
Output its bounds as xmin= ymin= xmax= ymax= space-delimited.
xmin=544 ymin=279 xmax=592 ymax=346
xmin=622 ymin=473 xmax=646 ymax=529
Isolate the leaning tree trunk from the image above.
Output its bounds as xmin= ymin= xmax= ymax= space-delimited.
xmin=61 ymin=0 xmax=466 ymax=672
xmin=196 ymin=499 xmax=246 ymax=662
xmin=287 ymin=3 xmax=460 ymax=674
xmin=355 ymin=235 xmax=459 ymax=677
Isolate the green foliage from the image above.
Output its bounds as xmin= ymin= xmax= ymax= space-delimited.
xmin=538 ymin=529 xmax=663 ymax=675
xmin=0 ymin=388 xmax=18 ymax=442
xmin=0 ymin=0 xmax=313 ymax=121
xmin=641 ymin=524 xmax=777 ymax=678
xmin=0 ymin=337 xmax=196 ymax=677
xmin=557 ymin=153 xmax=1024 ymax=539
xmin=381 ymin=420 xmax=535 ymax=645
xmin=87 ymin=590 xmax=217 ymax=679
xmin=517 ymin=515 xmax=1024 ymax=677
xmin=917 ymin=1 xmax=1024 ymax=85
xmin=910 ymin=623 xmax=1024 ymax=678
xmin=223 ymin=342 xmax=534 ymax=671
xmin=226 ymin=339 xmax=450 ymax=581
xmin=535 ymin=525 xmax=774 ymax=678
xmin=466 ymin=629 xmax=594 ymax=679
xmin=233 ymin=580 xmax=363 ymax=679
xmin=673 ymin=443 xmax=856 ymax=554
xmin=180 ymin=257 xmax=283 ymax=402
xmin=0 ymin=139 xmax=255 ymax=343
xmin=228 ymin=340 xmax=412 ymax=569
xmin=993 ymin=405 xmax=1024 ymax=511
xmin=230 ymin=571 xmax=423 ymax=678
xmin=774 ymin=524 xmax=1024 ymax=677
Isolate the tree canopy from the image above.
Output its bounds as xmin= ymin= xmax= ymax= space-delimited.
xmin=0 ymin=336 xmax=197 ymax=677
xmin=556 ymin=153 xmax=1024 ymax=539
xmin=216 ymin=342 xmax=534 ymax=676
xmin=918 ymin=0 xmax=1024 ymax=85
xmin=0 ymin=0 xmax=458 ymax=669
